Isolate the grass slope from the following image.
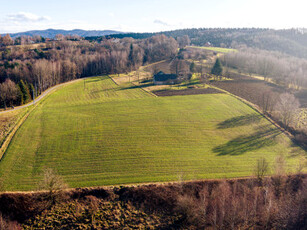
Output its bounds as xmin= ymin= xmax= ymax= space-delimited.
xmin=187 ymin=46 xmax=237 ymax=53
xmin=0 ymin=76 xmax=304 ymax=191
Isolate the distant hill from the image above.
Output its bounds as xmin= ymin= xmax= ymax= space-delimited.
xmin=3 ymin=29 xmax=122 ymax=38
xmin=3 ymin=28 xmax=307 ymax=59
xmin=106 ymin=28 xmax=307 ymax=59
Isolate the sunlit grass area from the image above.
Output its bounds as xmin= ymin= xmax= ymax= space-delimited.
xmin=187 ymin=46 xmax=237 ymax=53
xmin=0 ymin=76 xmax=304 ymax=191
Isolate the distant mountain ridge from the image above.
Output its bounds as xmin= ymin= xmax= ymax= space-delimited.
xmin=3 ymin=28 xmax=307 ymax=59
xmin=2 ymin=29 xmax=122 ymax=38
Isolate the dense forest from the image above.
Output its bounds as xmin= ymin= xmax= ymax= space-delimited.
xmin=104 ymin=28 xmax=307 ymax=59
xmin=0 ymin=34 xmax=178 ymax=108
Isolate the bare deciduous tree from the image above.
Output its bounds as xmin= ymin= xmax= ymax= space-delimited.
xmin=255 ymin=158 xmax=269 ymax=184
xmin=261 ymin=91 xmax=278 ymax=114
xmin=0 ymin=79 xmax=19 ymax=108
xmin=177 ymin=35 xmax=191 ymax=48
xmin=273 ymin=93 xmax=300 ymax=128
xmin=38 ymin=168 xmax=67 ymax=205
xmin=0 ymin=34 xmax=14 ymax=46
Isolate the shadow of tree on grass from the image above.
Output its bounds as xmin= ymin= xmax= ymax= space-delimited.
xmin=213 ymin=125 xmax=281 ymax=156
xmin=117 ymin=82 xmax=154 ymax=91
xmin=217 ymin=114 xmax=262 ymax=129
xmin=85 ymin=77 xmax=105 ymax=83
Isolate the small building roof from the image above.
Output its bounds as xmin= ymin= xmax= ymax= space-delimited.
xmin=154 ymin=71 xmax=177 ymax=82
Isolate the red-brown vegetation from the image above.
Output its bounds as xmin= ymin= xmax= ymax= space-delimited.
xmin=0 ymin=175 xmax=306 ymax=229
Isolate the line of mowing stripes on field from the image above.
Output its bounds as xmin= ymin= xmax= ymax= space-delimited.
xmin=47 ymin=76 xmax=152 ymax=108
xmin=0 ymin=78 xmax=89 ymax=161
xmin=0 ymin=76 xmax=304 ymax=191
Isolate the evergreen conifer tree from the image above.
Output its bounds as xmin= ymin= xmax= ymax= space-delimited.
xmin=211 ymin=58 xmax=223 ymax=76
xmin=18 ymin=80 xmax=31 ymax=104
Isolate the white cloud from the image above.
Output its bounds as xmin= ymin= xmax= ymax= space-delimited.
xmin=6 ymin=12 xmax=51 ymax=22
xmin=153 ymin=19 xmax=170 ymax=27
xmin=0 ymin=12 xmax=52 ymax=33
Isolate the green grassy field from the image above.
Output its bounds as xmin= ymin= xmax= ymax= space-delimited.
xmin=0 ymin=76 xmax=304 ymax=191
xmin=187 ymin=46 xmax=237 ymax=53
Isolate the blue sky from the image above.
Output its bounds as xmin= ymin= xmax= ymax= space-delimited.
xmin=0 ymin=0 xmax=306 ymax=33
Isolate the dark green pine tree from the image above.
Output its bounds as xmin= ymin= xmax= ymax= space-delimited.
xmin=18 ymin=80 xmax=31 ymax=104
xmin=16 ymin=85 xmax=24 ymax=105
xmin=211 ymin=58 xmax=223 ymax=76
xmin=190 ymin=62 xmax=196 ymax=73
xmin=28 ymin=83 xmax=35 ymax=100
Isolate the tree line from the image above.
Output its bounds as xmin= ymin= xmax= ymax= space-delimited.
xmin=222 ymin=47 xmax=307 ymax=89
xmin=0 ymin=34 xmax=178 ymax=108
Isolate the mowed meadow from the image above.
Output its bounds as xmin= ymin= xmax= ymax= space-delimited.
xmin=0 ymin=76 xmax=304 ymax=191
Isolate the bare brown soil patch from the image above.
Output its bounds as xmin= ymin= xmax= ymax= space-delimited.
xmin=153 ymin=87 xmax=224 ymax=96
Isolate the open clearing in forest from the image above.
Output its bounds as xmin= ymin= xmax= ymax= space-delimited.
xmin=0 ymin=76 xmax=304 ymax=191
xmin=187 ymin=46 xmax=237 ymax=53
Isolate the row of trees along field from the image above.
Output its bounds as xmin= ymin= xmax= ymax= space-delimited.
xmin=0 ymin=34 xmax=178 ymax=108
xmin=222 ymin=47 xmax=307 ymax=89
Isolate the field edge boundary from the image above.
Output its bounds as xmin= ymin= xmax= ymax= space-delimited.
xmin=0 ymin=78 xmax=87 ymax=161
xmin=210 ymin=84 xmax=295 ymax=140
xmin=1 ymin=173 xmax=306 ymax=194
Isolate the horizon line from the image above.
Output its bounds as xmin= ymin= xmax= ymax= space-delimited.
xmin=1 ymin=27 xmax=307 ymax=35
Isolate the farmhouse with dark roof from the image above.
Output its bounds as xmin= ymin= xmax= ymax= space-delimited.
xmin=153 ymin=71 xmax=178 ymax=85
